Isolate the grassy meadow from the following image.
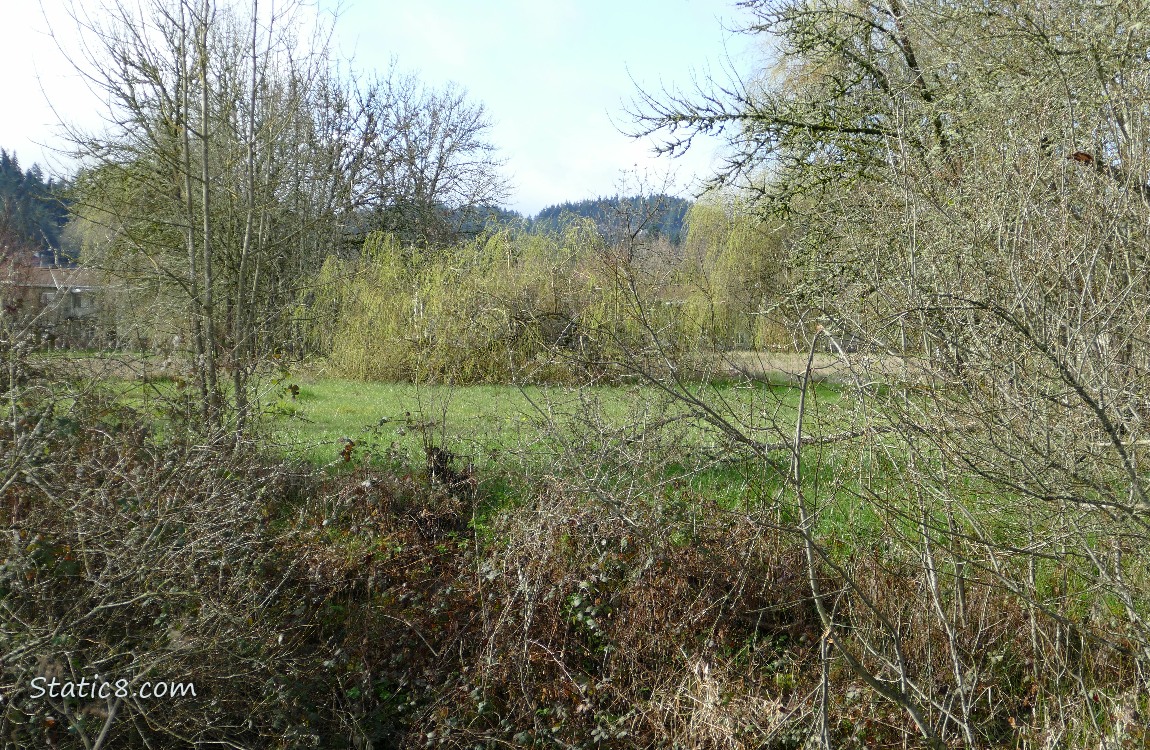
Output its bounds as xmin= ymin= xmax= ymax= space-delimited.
xmin=266 ymin=368 xmax=847 ymax=517
xmin=36 ymin=349 xmax=877 ymax=531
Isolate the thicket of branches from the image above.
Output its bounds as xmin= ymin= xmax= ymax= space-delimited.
xmin=619 ymin=0 xmax=1150 ymax=745
xmin=10 ymin=327 xmax=1133 ymax=749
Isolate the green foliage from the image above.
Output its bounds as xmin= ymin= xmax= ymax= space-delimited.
xmin=306 ymin=226 xmax=737 ymax=383
xmin=680 ymin=192 xmax=791 ymax=349
xmin=309 ymin=231 xmax=546 ymax=382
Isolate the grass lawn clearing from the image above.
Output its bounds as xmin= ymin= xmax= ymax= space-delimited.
xmin=268 ymin=373 xmax=847 ymax=511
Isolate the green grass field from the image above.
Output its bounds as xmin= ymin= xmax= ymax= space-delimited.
xmin=270 ymin=379 xmax=554 ymax=467
xmin=267 ymin=373 xmax=847 ymax=513
xmin=39 ymin=350 xmax=851 ymax=515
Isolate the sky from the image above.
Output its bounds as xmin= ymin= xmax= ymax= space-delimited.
xmin=0 ymin=1 xmax=761 ymax=216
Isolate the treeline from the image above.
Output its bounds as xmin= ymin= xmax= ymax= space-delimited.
xmin=529 ymin=194 xmax=691 ymax=244
xmin=0 ymin=150 xmax=69 ymax=253
xmin=447 ymin=195 xmax=694 ymax=245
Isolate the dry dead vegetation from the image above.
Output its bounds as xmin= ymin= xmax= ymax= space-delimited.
xmin=2 ymin=337 xmax=1148 ymax=749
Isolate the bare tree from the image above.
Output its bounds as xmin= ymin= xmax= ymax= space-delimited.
xmin=355 ymin=65 xmax=510 ymax=248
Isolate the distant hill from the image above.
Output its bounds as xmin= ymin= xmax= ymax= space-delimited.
xmin=0 ymin=150 xmax=70 ymax=254
xmin=438 ymin=195 xmax=693 ymax=246
xmin=454 ymin=204 xmax=525 ymax=236
xmin=529 ymin=195 xmax=691 ymax=245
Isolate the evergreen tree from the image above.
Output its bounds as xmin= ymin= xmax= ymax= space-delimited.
xmin=0 ymin=149 xmax=70 ymax=256
xmin=530 ymin=194 xmax=691 ymax=244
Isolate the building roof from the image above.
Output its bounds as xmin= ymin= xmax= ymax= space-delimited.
xmin=1 ymin=262 xmax=99 ymax=292
xmin=14 ymin=266 xmax=98 ymax=291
